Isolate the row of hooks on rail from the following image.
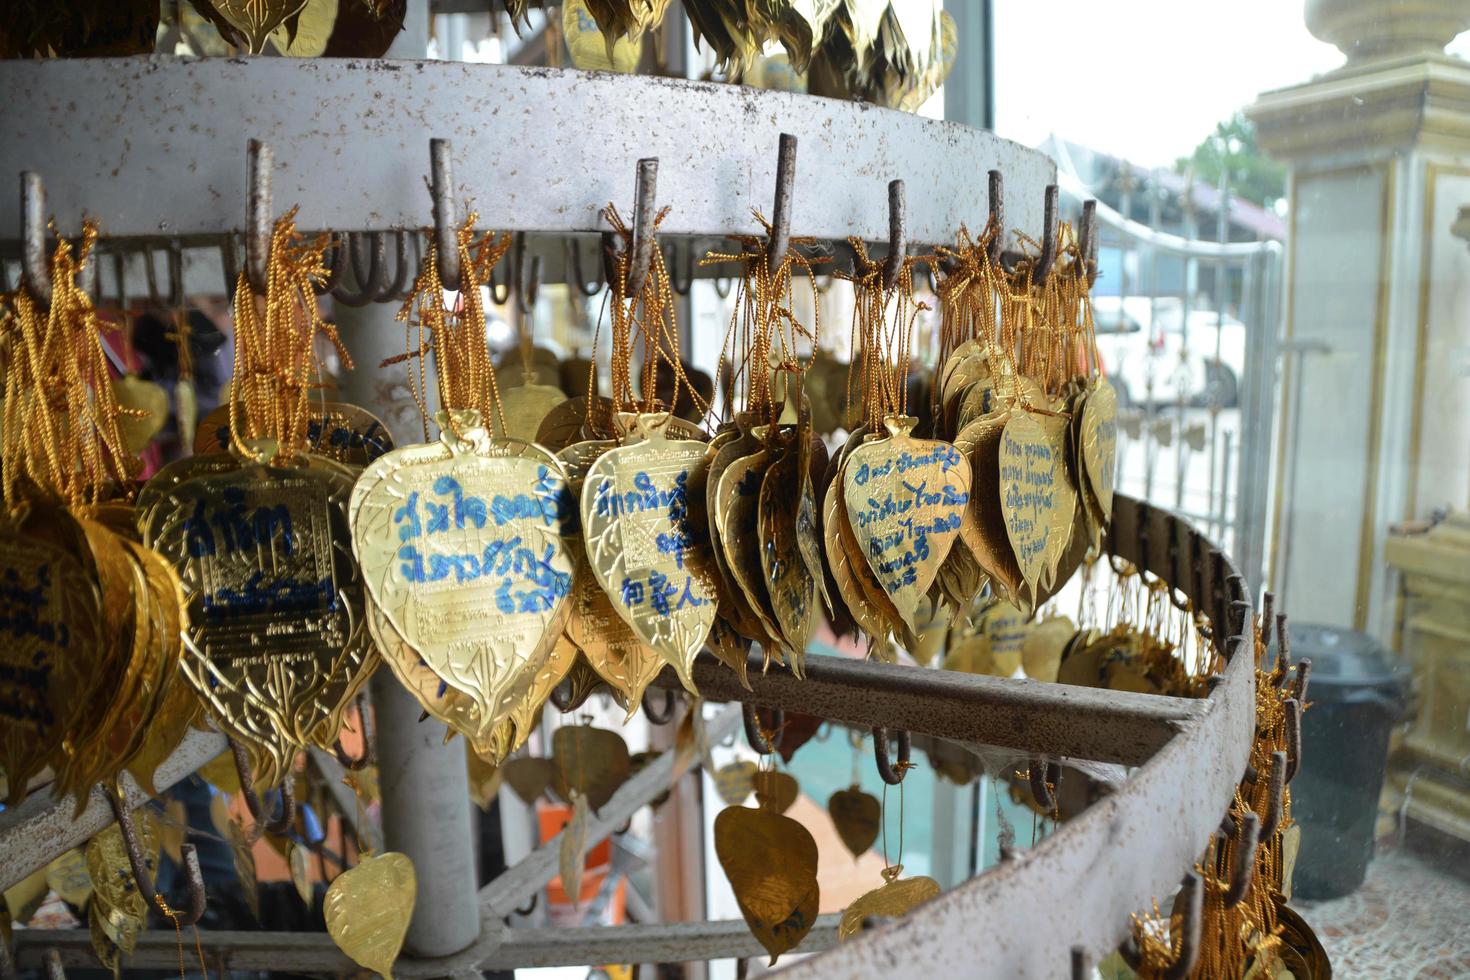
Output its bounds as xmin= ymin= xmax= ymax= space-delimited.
xmin=14 ymin=134 xmax=1100 ymax=309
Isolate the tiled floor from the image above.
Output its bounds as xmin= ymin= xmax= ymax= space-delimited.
xmin=1298 ymin=843 xmax=1470 ymax=978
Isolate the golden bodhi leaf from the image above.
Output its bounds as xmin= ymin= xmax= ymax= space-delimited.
xmin=559 ymin=791 xmax=590 ymax=908
xmin=828 ymin=786 xmax=881 ymax=858
xmin=325 ymin=852 xmax=416 ymax=980
xmin=753 ymin=769 xmax=799 ymax=814
xmin=838 ymin=867 xmax=941 ymax=940
xmin=580 ymin=413 xmax=719 ymax=693
xmin=552 ymin=724 xmax=631 ymax=812
xmin=842 ymin=418 xmax=972 ymax=632
xmin=998 ymin=410 xmax=1076 ymax=596
xmin=713 ymin=760 xmax=757 ymax=805
xmin=714 ymin=806 xmax=820 ymax=964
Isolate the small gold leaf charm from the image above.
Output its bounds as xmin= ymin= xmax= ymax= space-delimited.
xmin=324 ymin=851 xmax=416 ymax=980
xmin=838 ymin=866 xmax=940 ymax=940
xmin=1079 ymin=378 xmax=1118 ymax=523
xmin=559 ymin=791 xmax=590 ymax=908
xmin=842 ymin=418 xmax=972 ymax=631
xmin=714 ymin=806 xmax=820 ymax=964
xmin=502 ymin=756 xmax=556 ymax=806
xmin=828 ymin=786 xmax=881 ymax=858
xmin=714 ymin=761 xmax=758 ymax=805
xmin=753 ymin=769 xmax=799 ymax=814
xmin=288 ymin=842 xmax=312 ymax=905
xmin=552 ymin=724 xmax=631 ymax=812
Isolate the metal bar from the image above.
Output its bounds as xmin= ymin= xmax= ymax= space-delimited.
xmin=625 ymin=158 xmax=659 ymax=297
xmin=884 ymin=179 xmax=906 ymax=289
xmin=20 ymin=171 xmax=50 ymax=305
xmin=654 ymin=651 xmax=1202 ymax=768
xmin=372 ymin=670 xmax=481 ymax=958
xmin=431 ymin=138 xmax=460 ymax=290
xmin=479 ymin=704 xmax=741 ymax=918
xmin=14 ymin=916 xmax=843 ymax=973
xmin=768 ymin=132 xmax=796 ymax=276
xmin=0 ymin=729 xmax=226 ymax=890
xmin=0 ymin=60 xmax=1052 ymax=244
xmin=245 ymin=139 xmax=271 ymax=295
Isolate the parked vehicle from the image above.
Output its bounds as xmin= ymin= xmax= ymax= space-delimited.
xmin=1091 ymin=295 xmax=1244 ymax=410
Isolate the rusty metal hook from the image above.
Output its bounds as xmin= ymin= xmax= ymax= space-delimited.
xmin=1258 ymin=590 xmax=1275 ymax=650
xmin=377 ymin=229 xmax=416 ymax=303
xmin=245 ymin=139 xmax=273 ymax=296
xmin=1260 ymin=750 xmax=1287 ymax=839
xmin=228 ymin=737 xmax=296 ymax=835
xmin=1224 ymin=811 xmax=1261 ymax=909
xmin=713 ymin=271 xmax=734 ymax=298
xmin=1163 ymin=870 xmax=1204 ymax=980
xmin=513 ymin=891 xmax=539 ymax=917
xmin=21 ymin=171 xmax=53 ymax=306
xmin=564 ymin=236 xmax=605 ymax=297
xmin=43 ymin=949 xmax=64 ymax=980
xmin=625 ymin=158 xmax=659 ymax=298
xmin=489 ymin=255 xmax=512 ymax=306
xmin=220 ymin=232 xmax=241 ymax=298
xmin=883 ymin=179 xmax=906 ymax=291
xmin=516 ymin=249 xmax=542 ymax=315
xmin=103 ymin=789 xmax=208 ymax=927
xmin=1274 ymin=612 xmax=1291 ymax=680
xmin=328 ymin=233 xmax=374 ymax=307
xmin=641 ymin=689 xmax=677 ymax=725
xmin=873 ymin=726 xmax=911 ymax=785
xmin=742 ymin=702 xmax=782 ymax=755
xmin=1035 ymin=184 xmax=1060 ymax=288
xmin=333 ymin=694 xmax=375 ymax=772
xmin=1167 ymin=529 xmax=1192 ymax=612
xmin=768 ymin=132 xmax=797 ymax=277
xmin=1029 ymin=760 xmax=1060 ymax=812
xmin=430 ymin=138 xmax=460 ymax=291
xmin=986 ymin=170 xmax=1006 ymax=266
xmin=664 ymin=241 xmax=692 ymax=296
xmin=1079 ymin=199 xmax=1099 ymax=287
xmin=1291 ymin=658 xmax=1312 ymax=704
xmin=1283 ymin=697 xmax=1302 ymax=784
xmin=1070 ymin=946 xmax=1090 ymax=980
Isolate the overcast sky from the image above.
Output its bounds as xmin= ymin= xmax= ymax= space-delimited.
xmin=992 ymin=0 xmax=1469 ymax=166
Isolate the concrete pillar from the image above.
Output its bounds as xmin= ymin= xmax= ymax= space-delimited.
xmin=1247 ymin=0 xmax=1470 ymax=637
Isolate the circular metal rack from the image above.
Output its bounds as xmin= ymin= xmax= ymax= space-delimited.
xmin=0 ymin=59 xmax=1257 ymax=979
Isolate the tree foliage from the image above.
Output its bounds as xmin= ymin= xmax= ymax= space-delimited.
xmin=1175 ymin=112 xmax=1286 ymax=211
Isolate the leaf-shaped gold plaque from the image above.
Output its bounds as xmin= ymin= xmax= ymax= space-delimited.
xmin=197 ymin=400 xmax=394 ymax=467
xmin=288 ymin=841 xmax=312 ymax=905
xmin=714 ymin=806 xmax=821 ymax=964
xmin=1080 ymin=378 xmax=1118 ymax=522
xmin=199 ymin=0 xmax=308 ymax=53
xmin=502 ymin=756 xmax=555 ymax=805
xmin=837 ymin=868 xmax=940 ymax=940
xmin=351 ymin=418 xmax=575 ymax=731
xmin=753 ymin=769 xmax=799 ymax=814
xmin=828 ymin=786 xmax=881 ymax=858
xmin=997 ymin=410 xmax=1076 ymax=597
xmin=552 ymin=724 xmax=631 ymax=812
xmin=714 ymin=760 xmax=758 ymax=805
xmin=842 ymin=418 xmax=972 ymax=631
xmin=324 ymin=851 xmax=416 ymax=980
xmin=498 ymin=383 xmax=569 ymax=443
xmin=559 ymin=791 xmax=590 ymax=908
xmin=580 ymin=413 xmax=718 ymax=692
xmin=706 ymin=426 xmax=777 ymax=645
xmin=758 ymin=431 xmax=818 ymax=672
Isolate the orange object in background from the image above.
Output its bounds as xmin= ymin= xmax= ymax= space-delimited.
xmin=537 ymin=802 xmax=626 ymax=927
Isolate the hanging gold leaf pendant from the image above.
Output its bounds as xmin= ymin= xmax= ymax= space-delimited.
xmin=1079 ymin=377 xmax=1118 ymax=524
xmin=753 ymin=769 xmax=799 ymax=814
xmin=351 ymin=411 xmax=575 ymax=730
xmin=714 ymin=806 xmax=821 ymax=964
xmin=714 ymin=760 xmax=758 ymax=805
xmin=324 ymin=851 xmax=416 ymax=980
xmin=998 ymin=409 xmax=1077 ymax=597
xmin=552 ymin=724 xmax=631 ymax=812
xmin=838 ymin=866 xmax=940 ymax=940
xmin=581 ymin=412 xmax=719 ymax=692
xmin=828 ymin=785 xmax=882 ymax=858
xmin=842 ymin=417 xmax=973 ymax=631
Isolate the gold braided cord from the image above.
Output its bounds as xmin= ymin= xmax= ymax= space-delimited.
xmin=0 ymin=221 xmax=139 ymax=513
xmin=228 ymin=208 xmax=349 ymax=462
xmin=392 ymin=215 xmax=513 ymax=437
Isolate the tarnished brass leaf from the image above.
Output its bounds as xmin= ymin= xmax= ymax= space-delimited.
xmin=288 ymin=841 xmax=312 ymax=905
xmin=828 ymin=785 xmax=881 ymax=858
xmin=713 ymin=438 xmax=784 ymax=648
xmin=758 ymin=430 xmax=818 ymax=672
xmin=714 ymin=806 xmax=820 ymax=964
xmin=552 ymin=724 xmax=631 ymax=812
xmin=837 ymin=868 xmax=940 ymax=940
xmin=113 ymin=376 xmax=170 ymax=453
xmin=842 ymin=418 xmax=972 ymax=631
xmin=502 ymin=756 xmax=555 ymax=806
xmin=753 ymin=769 xmax=799 ymax=814
xmin=559 ymin=791 xmax=590 ymax=908
xmin=324 ymin=851 xmax=416 ymax=980
xmin=1021 ymin=615 xmax=1075 ymax=682
xmin=953 ymin=411 xmax=1026 ymax=609
xmin=714 ymin=760 xmax=758 ymax=805
xmin=88 ymin=896 xmax=120 ymax=972
xmin=1080 ymin=378 xmax=1118 ymax=523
